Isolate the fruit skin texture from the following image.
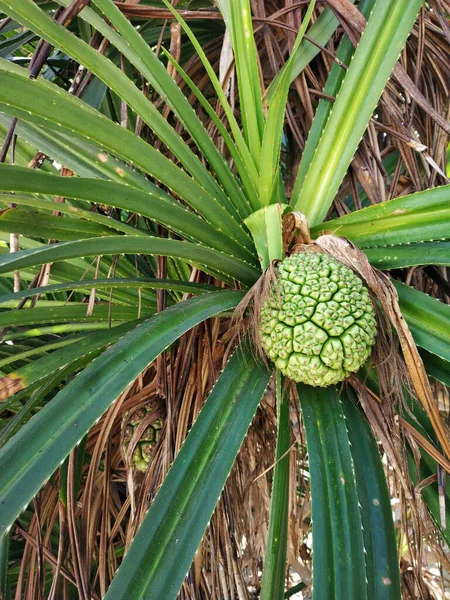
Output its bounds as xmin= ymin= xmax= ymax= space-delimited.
xmin=260 ymin=251 xmax=377 ymax=387
xmin=122 ymin=402 xmax=162 ymax=472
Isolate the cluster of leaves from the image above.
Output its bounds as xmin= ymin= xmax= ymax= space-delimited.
xmin=0 ymin=0 xmax=450 ymax=598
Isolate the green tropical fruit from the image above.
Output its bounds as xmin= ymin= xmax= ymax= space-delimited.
xmin=260 ymin=251 xmax=377 ymax=387
xmin=122 ymin=402 xmax=162 ymax=472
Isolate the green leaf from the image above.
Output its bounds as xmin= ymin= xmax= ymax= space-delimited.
xmin=244 ymin=204 xmax=288 ymax=269
xmin=0 ymin=165 xmax=255 ymax=260
xmin=367 ymin=383 xmax=450 ymax=545
xmin=0 ymin=113 xmax=157 ymax=193
xmin=298 ymin=384 xmax=367 ymax=599
xmin=103 ymin=344 xmax=270 ymax=600
xmin=394 ymin=281 xmax=450 ymax=362
xmin=407 ymin=446 xmax=450 ymax=546
xmin=2 ymin=323 xmax=119 ymax=341
xmin=59 ymin=435 xmax=87 ymax=507
xmin=284 ymin=582 xmax=306 ymax=599
xmin=292 ymin=0 xmax=376 ymax=197
xmin=0 ymin=305 xmax=154 ymax=328
xmin=313 ymin=185 xmax=450 ymax=247
xmin=0 ymin=334 xmax=88 ymax=371
xmin=0 ymin=60 xmax=252 ymax=250
xmin=161 ymin=47 xmax=259 ymax=212
xmin=365 ymin=241 xmax=450 ymax=270
xmin=0 ymin=233 xmax=159 ymax=303
xmin=0 ymin=278 xmax=216 ymax=305
xmin=292 ymin=0 xmax=423 ymax=225
xmin=0 ymin=29 xmax=36 ymax=58
xmin=0 ymin=291 xmax=244 ymax=534
xmin=259 ymin=0 xmax=315 ymax=206
xmin=227 ymin=0 xmax=264 ymax=166
xmin=0 ymin=120 xmax=55 ymax=174
xmin=0 ymin=320 xmax=140 ymax=390
xmin=0 ymin=360 xmax=93 ymax=446
xmin=0 ymin=236 xmax=261 ymax=287
xmin=261 ymin=372 xmax=290 ymax=600
xmin=421 ymin=350 xmax=450 ymax=387
xmin=0 ymin=0 xmax=240 ymax=220
xmin=160 ymin=1 xmax=260 ymax=208
xmin=342 ymin=391 xmax=401 ymax=599
xmin=399 ymin=393 xmax=450 ymax=545
xmin=86 ymin=0 xmax=250 ymax=220
xmin=0 ymin=531 xmax=10 ymax=600
xmin=0 ymin=194 xmax=142 ymax=238
xmin=0 ymin=208 xmax=119 ymax=241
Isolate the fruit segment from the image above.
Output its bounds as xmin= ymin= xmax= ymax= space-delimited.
xmin=260 ymin=252 xmax=376 ymax=387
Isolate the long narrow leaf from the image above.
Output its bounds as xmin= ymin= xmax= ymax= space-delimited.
xmin=313 ymin=185 xmax=450 ymax=247
xmin=261 ymin=372 xmax=290 ymax=600
xmin=162 ymin=47 xmax=259 ymax=212
xmin=0 ymin=291 xmax=244 ymax=533
xmin=394 ymin=281 xmax=450 ymax=362
xmin=298 ymin=384 xmax=367 ymax=599
xmin=0 ymin=278 xmax=216 ymax=305
xmin=0 ymin=0 xmax=240 ymax=219
xmin=365 ymin=240 xmax=450 ymax=270
xmin=0 ymin=335 xmax=88 ymax=371
xmin=87 ymin=0 xmax=250 ymax=219
xmin=0 ymin=208 xmax=119 ymax=241
xmin=104 ymin=344 xmax=270 ymax=599
xmin=259 ymin=0 xmax=315 ymax=206
xmin=0 ymin=113 xmax=157 ymax=193
xmin=0 ymin=165 xmax=254 ymax=260
xmin=421 ymin=351 xmax=450 ymax=387
xmin=0 ymin=321 xmax=141 ymax=396
xmin=0 ymin=60 xmax=252 ymax=250
xmin=268 ymin=3 xmax=355 ymax=97
xmin=0 ymin=305 xmax=153 ymax=328
xmin=292 ymin=0 xmax=423 ymax=225
xmin=342 ymin=391 xmax=401 ymax=599
xmin=0 ymin=194 xmax=142 ymax=238
xmin=244 ymin=204 xmax=287 ymax=269
xmin=227 ymin=0 xmax=264 ymax=165
xmin=0 ymin=236 xmax=261 ymax=287
xmin=292 ymin=0 xmax=376 ymax=196
xmin=0 ymin=532 xmax=9 ymax=600
xmin=0 ymin=119 xmax=57 ymax=174
xmin=161 ymin=0 xmax=260 ymax=204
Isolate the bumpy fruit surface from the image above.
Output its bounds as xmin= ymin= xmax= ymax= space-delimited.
xmin=122 ymin=402 xmax=162 ymax=472
xmin=260 ymin=252 xmax=376 ymax=387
